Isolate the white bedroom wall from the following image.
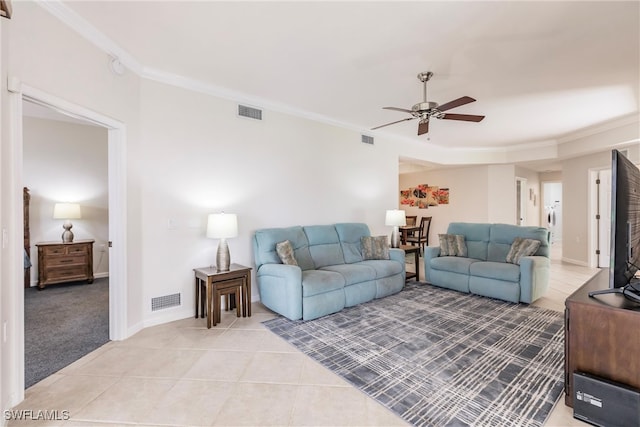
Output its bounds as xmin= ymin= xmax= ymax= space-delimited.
xmin=23 ymin=116 xmax=109 ymax=283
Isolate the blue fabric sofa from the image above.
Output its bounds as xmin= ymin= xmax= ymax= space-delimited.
xmin=424 ymin=222 xmax=551 ymax=303
xmin=253 ymin=223 xmax=405 ymax=320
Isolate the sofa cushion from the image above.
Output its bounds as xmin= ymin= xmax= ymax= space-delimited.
xmin=335 ymin=223 xmax=370 ymax=263
xmin=470 ymin=261 xmax=520 ymax=282
xmin=358 ymin=260 xmax=403 ymax=278
xmin=321 ymin=263 xmax=376 ymax=285
xmin=276 ymin=240 xmax=298 ymax=266
xmin=488 ymin=223 xmax=549 ymax=262
xmin=253 ymin=226 xmax=315 ymax=271
xmin=304 ymin=225 xmax=345 ymax=268
xmin=430 ymin=256 xmax=478 ymax=275
xmin=505 ymin=237 xmax=541 ymax=265
xmin=361 ymin=236 xmax=390 ymax=260
xmin=302 ymin=270 xmax=345 ymax=297
xmin=438 ymin=234 xmax=468 ymax=257
xmin=447 ymin=223 xmax=490 ymax=260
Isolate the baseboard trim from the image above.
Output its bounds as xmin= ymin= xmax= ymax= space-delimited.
xmin=561 ymin=257 xmax=589 ymax=267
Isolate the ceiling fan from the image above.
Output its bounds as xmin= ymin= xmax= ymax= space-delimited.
xmin=372 ymin=71 xmax=485 ymax=136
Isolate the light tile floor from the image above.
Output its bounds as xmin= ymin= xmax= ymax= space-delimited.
xmin=11 ymin=245 xmax=596 ymax=426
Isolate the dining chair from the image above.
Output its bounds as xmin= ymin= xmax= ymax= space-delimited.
xmin=406 ymin=216 xmax=432 ymax=254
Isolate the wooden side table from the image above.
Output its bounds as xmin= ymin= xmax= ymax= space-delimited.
xmin=400 ymin=245 xmax=420 ymax=281
xmin=193 ymin=264 xmax=252 ymax=328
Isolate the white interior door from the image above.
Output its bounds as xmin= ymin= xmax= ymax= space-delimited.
xmin=516 ymin=177 xmax=527 ymax=225
xmin=598 ymin=169 xmax=611 ymax=268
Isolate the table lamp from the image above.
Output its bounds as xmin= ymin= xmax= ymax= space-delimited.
xmin=385 ymin=209 xmax=406 ymax=248
xmin=206 ymin=212 xmax=238 ymax=272
xmin=53 ymin=203 xmax=81 ymax=243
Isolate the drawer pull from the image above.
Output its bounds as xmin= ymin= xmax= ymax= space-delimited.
xmin=59 ymin=259 xmax=73 ymax=263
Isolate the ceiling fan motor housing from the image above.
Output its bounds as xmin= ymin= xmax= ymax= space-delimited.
xmin=412 ymin=102 xmax=439 ymax=114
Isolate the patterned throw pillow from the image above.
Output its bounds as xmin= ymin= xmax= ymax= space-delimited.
xmin=506 ymin=237 xmax=541 ymax=265
xmin=361 ymin=236 xmax=390 ymax=260
xmin=438 ymin=234 xmax=468 ymax=257
xmin=276 ymin=240 xmax=298 ymax=266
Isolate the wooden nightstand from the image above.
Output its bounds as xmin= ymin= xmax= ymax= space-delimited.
xmin=36 ymin=240 xmax=94 ymax=289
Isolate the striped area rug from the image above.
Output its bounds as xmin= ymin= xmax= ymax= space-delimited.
xmin=263 ymin=282 xmax=565 ymax=427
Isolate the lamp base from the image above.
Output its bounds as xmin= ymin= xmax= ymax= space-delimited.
xmin=216 ymin=238 xmax=230 ymax=272
xmin=390 ymin=226 xmax=400 ymax=248
xmin=62 ymin=221 xmax=74 ymax=243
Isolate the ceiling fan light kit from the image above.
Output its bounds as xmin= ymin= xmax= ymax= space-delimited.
xmin=372 ymin=71 xmax=485 ymax=136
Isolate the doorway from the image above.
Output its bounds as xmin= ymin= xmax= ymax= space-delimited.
xmin=22 ymin=100 xmax=110 ymax=387
xmin=542 ymin=182 xmax=562 ymax=259
xmin=6 ymin=83 xmax=128 ymax=402
xmin=589 ymin=169 xmax=612 ymax=268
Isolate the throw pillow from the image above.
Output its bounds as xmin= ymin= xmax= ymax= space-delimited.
xmin=438 ymin=234 xmax=468 ymax=257
xmin=506 ymin=237 xmax=541 ymax=265
xmin=276 ymin=240 xmax=298 ymax=266
xmin=361 ymin=236 xmax=390 ymax=260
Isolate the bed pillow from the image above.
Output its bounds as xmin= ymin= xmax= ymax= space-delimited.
xmin=438 ymin=234 xmax=468 ymax=257
xmin=276 ymin=240 xmax=298 ymax=266
xmin=361 ymin=236 xmax=390 ymax=260
xmin=506 ymin=237 xmax=541 ymax=265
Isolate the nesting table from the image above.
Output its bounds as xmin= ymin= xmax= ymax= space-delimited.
xmin=400 ymin=244 xmax=420 ymax=281
xmin=193 ymin=264 xmax=252 ymax=328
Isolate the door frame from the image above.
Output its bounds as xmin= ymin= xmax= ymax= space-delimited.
xmin=7 ymin=82 xmax=128 ymax=403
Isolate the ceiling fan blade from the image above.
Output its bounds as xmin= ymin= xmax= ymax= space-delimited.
xmin=417 ymin=120 xmax=429 ymax=135
xmin=383 ymin=106 xmax=414 ymax=114
xmin=437 ymin=96 xmax=476 ymax=112
xmin=371 ymin=116 xmax=416 ymax=130
xmin=440 ymin=113 xmax=485 ymax=122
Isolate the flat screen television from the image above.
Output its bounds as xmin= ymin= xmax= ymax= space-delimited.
xmin=589 ymin=149 xmax=640 ymax=303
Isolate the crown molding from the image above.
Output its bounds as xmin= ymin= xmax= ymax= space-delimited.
xmin=35 ymin=0 xmax=142 ymax=74
xmin=35 ymin=0 xmax=637 ymax=168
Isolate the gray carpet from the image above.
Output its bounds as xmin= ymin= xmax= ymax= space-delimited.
xmin=24 ymin=278 xmax=110 ymax=388
xmin=263 ymin=282 xmax=565 ymax=427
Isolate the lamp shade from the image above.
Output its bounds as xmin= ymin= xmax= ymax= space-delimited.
xmin=53 ymin=203 xmax=81 ymax=219
xmin=206 ymin=213 xmax=238 ymax=239
xmin=385 ymin=209 xmax=406 ymax=227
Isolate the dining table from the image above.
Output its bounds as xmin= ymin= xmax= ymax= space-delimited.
xmin=399 ymin=225 xmax=421 ymax=245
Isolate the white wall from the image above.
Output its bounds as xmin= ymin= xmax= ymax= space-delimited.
xmin=488 ymin=164 xmax=516 ymax=224
xmin=515 ymin=165 xmax=541 ymax=226
xmin=137 ymin=79 xmax=400 ymax=325
xmin=561 ymin=143 xmax=640 ymax=265
xmin=23 ymin=116 xmax=109 ymax=283
xmin=399 ymin=165 xmax=490 ymax=239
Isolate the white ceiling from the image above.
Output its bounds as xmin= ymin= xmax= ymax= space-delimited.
xmin=40 ymin=2 xmax=640 ymax=158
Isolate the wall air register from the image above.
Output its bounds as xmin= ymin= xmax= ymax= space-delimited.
xmin=238 ymin=105 xmax=263 ymax=120
xmin=151 ymin=293 xmax=181 ymax=311
xmin=361 ymin=135 xmax=374 ymax=145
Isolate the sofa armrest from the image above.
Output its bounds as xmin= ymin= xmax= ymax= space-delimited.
xmin=518 ymin=256 xmax=550 ymax=303
xmin=256 ymin=264 xmax=303 ymax=320
xmin=423 ymin=245 xmax=440 ymax=283
xmin=388 ymin=248 xmax=406 ymax=277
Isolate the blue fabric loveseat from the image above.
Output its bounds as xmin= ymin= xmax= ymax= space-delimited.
xmin=253 ymin=223 xmax=405 ymax=321
xmin=423 ymin=222 xmax=551 ymax=304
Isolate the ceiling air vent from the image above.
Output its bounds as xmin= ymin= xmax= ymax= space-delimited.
xmin=361 ymin=135 xmax=374 ymax=145
xmin=238 ymin=105 xmax=263 ymax=120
